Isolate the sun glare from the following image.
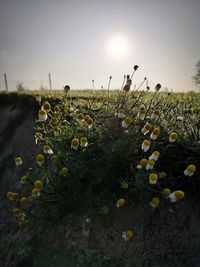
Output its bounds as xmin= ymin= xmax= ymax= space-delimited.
xmin=107 ymin=35 xmax=129 ymax=59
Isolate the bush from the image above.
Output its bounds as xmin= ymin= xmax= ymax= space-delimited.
xmin=6 ymin=75 xmax=200 ymax=240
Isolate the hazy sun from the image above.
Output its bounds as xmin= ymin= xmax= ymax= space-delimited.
xmin=107 ymin=35 xmax=129 ymax=59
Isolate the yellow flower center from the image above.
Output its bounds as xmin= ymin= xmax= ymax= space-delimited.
xmin=87 ymin=118 xmax=93 ymax=125
xmin=151 ymin=197 xmax=160 ymax=205
xmin=175 ymin=190 xmax=185 ymax=200
xmin=124 ymin=117 xmax=132 ymax=125
xmin=152 ymin=151 xmax=160 ymax=156
xmin=117 ymin=198 xmax=125 ymax=207
xmin=125 ymin=230 xmax=134 ymax=239
xmin=71 ymin=138 xmax=79 ymax=146
xmin=140 ymin=159 xmax=147 ymax=167
xmin=143 ymin=140 xmax=150 ymax=146
xmin=43 ymin=145 xmax=50 ymax=152
xmin=13 ymin=208 xmax=21 ymax=216
xmin=32 ymin=188 xmax=40 ymax=195
xmin=21 ymin=175 xmax=28 ymax=182
xmin=34 ymin=180 xmax=43 ymax=189
xmin=187 ymin=164 xmax=196 ymax=173
xmin=121 ymin=182 xmax=129 ymax=189
xmin=84 ymin=115 xmax=90 ymax=122
xmin=6 ymin=192 xmax=13 ymax=199
xmin=149 ymin=173 xmax=158 ymax=181
xmin=42 ymin=101 xmax=51 ymax=112
xmin=158 ymin=172 xmax=167 ymax=179
xmin=12 ymin=192 xmax=18 ymax=199
xmin=153 ymin=109 xmax=160 ymax=115
xmin=35 ymin=133 xmax=43 ymax=139
xmin=80 ymin=137 xmax=87 ymax=143
xmin=152 ymin=128 xmax=160 ymax=135
xmin=54 ymin=105 xmax=60 ymax=112
xmin=147 ymin=159 xmax=155 ymax=166
xmin=39 ymin=109 xmax=47 ymax=116
xmin=51 ymin=155 xmax=58 ymax=162
xmin=162 ymin=188 xmax=171 ymax=196
xmin=144 ymin=123 xmax=152 ymax=130
xmin=139 ymin=108 xmax=146 ymax=114
xmin=77 ymin=113 xmax=84 ymax=120
xmin=61 ymin=167 xmax=69 ymax=176
xmin=20 ymin=197 xmax=28 ymax=205
xmin=170 ymin=132 xmax=178 ymax=140
xmin=36 ymin=154 xmax=44 ymax=162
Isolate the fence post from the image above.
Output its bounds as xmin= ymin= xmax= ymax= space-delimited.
xmin=4 ymin=73 xmax=8 ymax=91
xmin=48 ymin=73 xmax=52 ymax=90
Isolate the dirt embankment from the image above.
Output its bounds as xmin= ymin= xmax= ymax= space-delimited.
xmin=0 ymin=93 xmax=40 ymax=189
xmin=0 ymin=93 xmax=40 ymax=266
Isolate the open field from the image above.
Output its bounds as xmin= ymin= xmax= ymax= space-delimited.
xmin=1 ymin=89 xmax=200 ymax=267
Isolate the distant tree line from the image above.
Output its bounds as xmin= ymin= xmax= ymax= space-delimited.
xmin=192 ymin=60 xmax=200 ymax=87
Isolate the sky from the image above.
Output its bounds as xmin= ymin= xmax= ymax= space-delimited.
xmin=0 ymin=0 xmax=200 ymax=91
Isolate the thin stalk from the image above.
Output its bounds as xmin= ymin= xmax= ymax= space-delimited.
xmin=144 ymin=90 xmax=158 ymax=120
xmin=131 ymin=70 xmax=136 ymax=79
xmin=136 ymin=77 xmax=146 ymax=91
xmin=107 ymin=76 xmax=112 ymax=110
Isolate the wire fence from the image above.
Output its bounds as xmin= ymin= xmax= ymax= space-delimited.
xmin=0 ymin=73 xmax=56 ymax=91
xmin=0 ymin=80 xmax=51 ymax=90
